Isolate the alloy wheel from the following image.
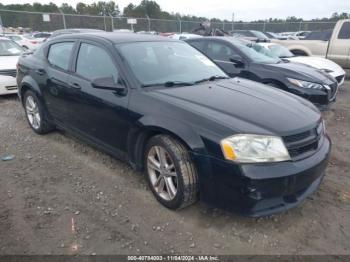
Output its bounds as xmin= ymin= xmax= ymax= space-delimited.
xmin=25 ymin=95 xmax=41 ymax=129
xmin=147 ymin=146 xmax=178 ymax=201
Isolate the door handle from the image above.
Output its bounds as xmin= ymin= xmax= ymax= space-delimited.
xmin=69 ymin=83 xmax=81 ymax=89
xmin=35 ymin=69 xmax=46 ymax=75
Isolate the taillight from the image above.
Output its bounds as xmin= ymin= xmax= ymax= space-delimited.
xmin=30 ymin=41 xmax=38 ymax=44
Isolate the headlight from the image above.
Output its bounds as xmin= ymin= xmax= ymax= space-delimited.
xmin=287 ymin=78 xmax=324 ymax=90
xmin=220 ymin=134 xmax=291 ymax=163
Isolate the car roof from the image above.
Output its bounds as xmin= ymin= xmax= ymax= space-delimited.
xmin=187 ymin=36 xmax=250 ymax=44
xmin=257 ymin=42 xmax=275 ymax=47
xmin=55 ymin=32 xmax=179 ymax=44
xmin=0 ymin=36 xmax=19 ymax=41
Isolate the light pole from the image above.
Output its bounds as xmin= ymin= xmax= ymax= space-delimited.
xmin=102 ymin=5 xmax=107 ymax=31
xmin=110 ymin=14 xmax=114 ymax=31
xmin=231 ymin=12 xmax=234 ymax=32
xmin=146 ymin=14 xmax=151 ymax=32
xmin=178 ymin=16 xmax=182 ymax=33
xmin=59 ymin=9 xmax=67 ymax=29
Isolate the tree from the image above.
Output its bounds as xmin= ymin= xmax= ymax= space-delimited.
xmin=60 ymin=3 xmax=76 ymax=14
xmin=76 ymin=2 xmax=88 ymax=14
xmin=123 ymin=3 xmax=135 ymax=17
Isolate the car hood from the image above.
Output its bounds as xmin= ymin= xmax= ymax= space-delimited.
xmin=260 ymin=61 xmax=335 ymax=84
xmin=0 ymin=56 xmax=19 ymax=70
xmin=147 ymin=78 xmax=321 ymax=136
xmin=287 ymin=56 xmax=345 ymax=77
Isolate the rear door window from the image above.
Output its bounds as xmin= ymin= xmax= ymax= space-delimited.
xmin=47 ymin=42 xmax=74 ymax=70
xmin=338 ymin=22 xmax=350 ymax=39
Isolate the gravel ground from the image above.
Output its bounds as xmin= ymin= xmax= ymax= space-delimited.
xmin=0 ymin=81 xmax=349 ymax=255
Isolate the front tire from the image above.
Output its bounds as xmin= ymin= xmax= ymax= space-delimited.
xmin=144 ymin=135 xmax=199 ymax=210
xmin=24 ymin=90 xmax=54 ymax=134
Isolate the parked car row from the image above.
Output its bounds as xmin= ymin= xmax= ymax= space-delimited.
xmin=12 ymin=31 xmax=334 ymax=217
xmin=272 ymin=19 xmax=350 ymax=69
xmin=186 ymin=37 xmax=343 ymax=109
xmin=2 ymin=31 xmax=52 ymax=50
xmin=251 ymin=42 xmax=346 ymax=85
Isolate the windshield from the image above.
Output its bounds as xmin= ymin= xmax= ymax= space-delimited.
xmin=251 ymin=44 xmax=276 ymax=58
xmin=8 ymin=35 xmax=22 ymax=41
xmin=268 ymin=44 xmax=294 ymax=58
xmin=267 ymin=32 xmax=279 ymax=38
xmin=23 ymin=35 xmax=35 ymax=39
xmin=230 ymin=40 xmax=281 ymax=64
xmin=251 ymin=30 xmax=269 ymax=39
xmin=116 ymin=41 xmax=227 ymax=86
xmin=0 ymin=40 xmax=24 ymax=56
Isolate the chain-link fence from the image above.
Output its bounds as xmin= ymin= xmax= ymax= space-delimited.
xmin=0 ymin=9 xmax=338 ymax=34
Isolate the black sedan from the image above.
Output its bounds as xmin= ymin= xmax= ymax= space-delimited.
xmin=17 ymin=33 xmax=330 ymax=216
xmin=186 ymin=37 xmax=338 ymax=109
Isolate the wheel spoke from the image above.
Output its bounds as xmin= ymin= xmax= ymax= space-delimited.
xmin=28 ymin=97 xmax=35 ymax=109
xmin=34 ymin=114 xmax=41 ymax=127
xmin=154 ymin=174 xmax=163 ymax=187
xmin=166 ymin=163 xmax=174 ymax=171
xmin=164 ymin=177 xmax=176 ymax=199
xmin=32 ymin=115 xmax=38 ymax=127
xmin=157 ymin=177 xmax=165 ymax=193
xmin=167 ymin=171 xmax=177 ymax=177
xmin=27 ymin=114 xmax=33 ymax=124
xmin=26 ymin=106 xmax=34 ymax=113
xmin=147 ymin=155 xmax=161 ymax=172
xmin=156 ymin=146 xmax=167 ymax=168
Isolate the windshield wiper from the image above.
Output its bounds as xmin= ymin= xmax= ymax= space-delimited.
xmin=142 ymin=81 xmax=195 ymax=88
xmin=195 ymin=75 xmax=229 ymax=84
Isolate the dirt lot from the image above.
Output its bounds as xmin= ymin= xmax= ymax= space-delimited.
xmin=0 ymin=81 xmax=349 ymax=256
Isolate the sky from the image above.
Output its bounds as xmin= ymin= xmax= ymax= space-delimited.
xmin=1 ymin=0 xmax=349 ymax=21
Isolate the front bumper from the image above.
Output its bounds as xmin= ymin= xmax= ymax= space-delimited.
xmin=0 ymin=76 xmax=18 ymax=95
xmin=330 ymin=73 xmax=345 ymax=87
xmin=192 ymin=135 xmax=331 ymax=217
xmin=288 ymin=84 xmax=337 ymax=107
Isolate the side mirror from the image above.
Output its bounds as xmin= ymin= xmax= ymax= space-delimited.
xmin=91 ymin=76 xmax=125 ymax=91
xmin=229 ymin=55 xmax=244 ymax=67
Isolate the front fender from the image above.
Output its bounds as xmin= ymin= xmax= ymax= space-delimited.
xmin=127 ymin=115 xmax=207 ymax=170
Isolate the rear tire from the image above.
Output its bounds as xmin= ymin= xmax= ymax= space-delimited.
xmin=23 ymin=90 xmax=55 ymax=134
xmin=144 ymin=135 xmax=199 ymax=210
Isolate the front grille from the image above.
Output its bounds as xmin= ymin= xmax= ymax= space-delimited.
xmin=0 ymin=69 xmax=17 ymax=78
xmin=283 ymin=130 xmax=311 ymax=143
xmin=335 ymin=75 xmax=345 ymax=84
xmin=283 ymin=122 xmax=323 ymax=159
